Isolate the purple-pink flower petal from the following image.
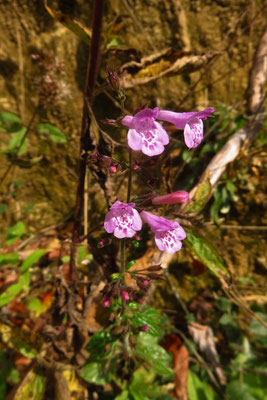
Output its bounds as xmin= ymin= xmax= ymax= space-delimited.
xmin=104 ymin=201 xmax=142 ymax=239
xmin=158 ymin=107 xmax=214 ymax=129
xmin=184 ymin=117 xmax=203 ymax=149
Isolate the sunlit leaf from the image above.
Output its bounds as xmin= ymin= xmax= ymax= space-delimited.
xmin=44 ymin=1 xmax=91 ymax=45
xmin=8 ymin=128 xmax=28 ymax=154
xmin=37 ymin=123 xmax=67 ymax=143
xmin=135 ymin=332 xmax=174 ymax=380
xmin=5 ymin=221 xmax=25 ymax=245
xmin=20 ymin=249 xmax=45 ymax=273
xmin=0 ymin=282 xmax=23 ymax=307
xmin=132 ymin=306 xmax=162 ymax=337
xmin=184 ymin=172 xmax=212 ymax=214
xmin=27 ymin=297 xmax=44 ymax=317
xmin=185 ymin=227 xmax=229 ymax=278
xmin=188 ymin=370 xmax=216 ymax=400
xmin=12 ymin=368 xmax=44 ymax=399
xmin=0 ymin=251 xmax=19 ymax=266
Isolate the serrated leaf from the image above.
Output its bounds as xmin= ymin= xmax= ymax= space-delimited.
xmin=12 ymin=368 xmax=44 ymax=399
xmin=185 ymin=227 xmax=229 ymax=278
xmin=135 ymin=332 xmax=174 ymax=380
xmin=85 ymin=331 xmax=114 ymax=360
xmin=0 ymin=111 xmax=22 ymax=132
xmin=5 ymin=221 xmax=25 ymax=245
xmin=132 ymin=306 xmax=162 ymax=337
xmin=0 ymin=251 xmax=19 ymax=266
xmin=21 ymin=249 xmax=45 ymax=273
xmin=184 ymin=172 xmax=212 ymax=214
xmin=80 ymin=362 xmax=108 ymax=385
xmin=44 ymin=1 xmax=92 ymax=45
xmin=37 ymin=123 xmax=67 ymax=143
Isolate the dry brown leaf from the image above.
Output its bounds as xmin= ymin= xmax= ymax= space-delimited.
xmin=188 ymin=322 xmax=226 ymax=385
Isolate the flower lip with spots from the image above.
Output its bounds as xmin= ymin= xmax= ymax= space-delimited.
xmin=104 ymin=201 xmax=142 ymax=239
xmin=121 ymin=107 xmax=169 ymax=156
xmin=157 ymin=107 xmax=214 ymax=149
xmin=140 ymin=210 xmax=186 ymax=254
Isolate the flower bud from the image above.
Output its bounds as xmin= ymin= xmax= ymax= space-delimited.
xmin=140 ymin=325 xmax=149 ymax=332
xmin=147 ymin=273 xmax=163 ymax=280
xmin=152 ymin=191 xmax=189 ymax=205
xmin=121 ymin=290 xmax=129 ymax=302
xmin=103 ymin=296 xmax=111 ymax=308
xmin=109 ymin=165 xmax=117 ymax=174
xmin=106 ymin=68 xmax=121 ymax=91
xmin=147 ymin=264 xmax=162 ymax=272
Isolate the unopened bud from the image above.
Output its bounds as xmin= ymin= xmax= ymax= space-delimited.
xmin=103 ymin=296 xmax=111 ymax=308
xmin=147 ymin=273 xmax=163 ymax=280
xmin=121 ymin=290 xmax=130 ymax=302
xmin=106 ymin=68 xmax=121 ymax=91
xmin=140 ymin=325 xmax=149 ymax=332
xmin=152 ymin=191 xmax=189 ymax=205
xmin=132 ymin=161 xmax=140 ymax=171
xmin=109 ymin=165 xmax=117 ymax=174
xmin=147 ymin=265 xmax=162 ymax=272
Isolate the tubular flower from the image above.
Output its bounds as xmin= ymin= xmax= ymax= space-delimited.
xmin=152 ymin=190 xmax=189 ymax=205
xmin=104 ymin=201 xmax=142 ymax=239
xmin=121 ymin=107 xmax=169 ymax=156
xmin=157 ymin=107 xmax=214 ymax=149
xmin=140 ymin=210 xmax=186 ymax=254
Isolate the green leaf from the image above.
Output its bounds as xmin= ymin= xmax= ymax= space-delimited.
xmin=125 ymin=260 xmax=136 ymax=271
xmin=129 ymin=366 xmax=171 ymax=400
xmin=5 ymin=221 xmax=25 ymax=245
xmin=0 ymin=281 xmax=23 ymax=307
xmin=85 ymin=331 xmax=114 ymax=360
xmin=27 ymin=297 xmax=43 ymax=317
xmin=185 ymin=226 xmax=229 ymax=278
xmin=226 ymin=381 xmax=256 ymax=400
xmin=250 ymin=313 xmax=267 ymax=347
xmin=11 ymin=367 xmax=44 ymax=399
xmin=0 ymin=251 xmax=19 ymax=266
xmin=184 ymin=173 xmax=212 ymax=214
xmin=135 ymin=332 xmax=174 ymax=380
xmin=132 ymin=306 xmax=162 ymax=337
xmin=20 ymin=249 xmax=45 ymax=273
xmin=243 ymin=373 xmax=267 ymax=400
xmin=79 ymin=362 xmax=108 ymax=385
xmin=8 ymin=128 xmax=28 ymax=155
xmin=37 ymin=123 xmax=67 ymax=143
xmin=0 ymin=111 xmax=22 ymax=132
xmin=216 ymin=297 xmax=232 ymax=312
xmin=188 ymin=370 xmax=216 ymax=400
xmin=13 ymin=337 xmax=37 ymax=358
xmin=115 ymin=390 xmax=130 ymax=400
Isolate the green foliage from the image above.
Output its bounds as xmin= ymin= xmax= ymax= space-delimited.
xmin=0 ymin=111 xmax=22 ymax=133
xmin=0 ymin=251 xmax=19 ymax=266
xmin=37 ymin=122 xmax=67 ymax=143
xmin=188 ymin=370 xmax=217 ymax=400
xmin=185 ymin=226 xmax=229 ymax=277
xmin=184 ymin=174 xmax=212 ymax=214
xmin=20 ymin=249 xmax=45 ymax=272
xmin=5 ymin=221 xmax=25 ymax=245
xmin=132 ymin=306 xmax=164 ymax=337
xmin=210 ymin=180 xmax=237 ymax=225
xmin=135 ymin=332 xmax=174 ymax=380
xmin=250 ymin=313 xmax=267 ymax=347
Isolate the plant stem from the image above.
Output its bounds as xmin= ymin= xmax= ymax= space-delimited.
xmin=126 ymin=149 xmax=132 ymax=202
xmin=120 ymin=239 xmax=126 ymax=281
xmin=69 ymin=0 xmax=105 ymax=284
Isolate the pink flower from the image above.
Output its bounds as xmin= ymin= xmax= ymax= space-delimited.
xmin=140 ymin=325 xmax=149 ymax=332
xmin=121 ymin=290 xmax=129 ymax=302
xmin=157 ymin=107 xmax=214 ymax=149
xmin=140 ymin=210 xmax=186 ymax=254
xmin=103 ymin=296 xmax=111 ymax=308
xmin=121 ymin=107 xmax=169 ymax=156
xmin=152 ymin=190 xmax=189 ymax=205
xmin=104 ymin=201 xmax=142 ymax=239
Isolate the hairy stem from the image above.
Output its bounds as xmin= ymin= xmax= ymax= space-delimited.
xmin=69 ymin=0 xmax=105 ymax=283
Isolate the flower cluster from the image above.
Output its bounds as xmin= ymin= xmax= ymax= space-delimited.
xmin=104 ymin=198 xmax=187 ymax=255
xmin=121 ymin=106 xmax=214 ymax=156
